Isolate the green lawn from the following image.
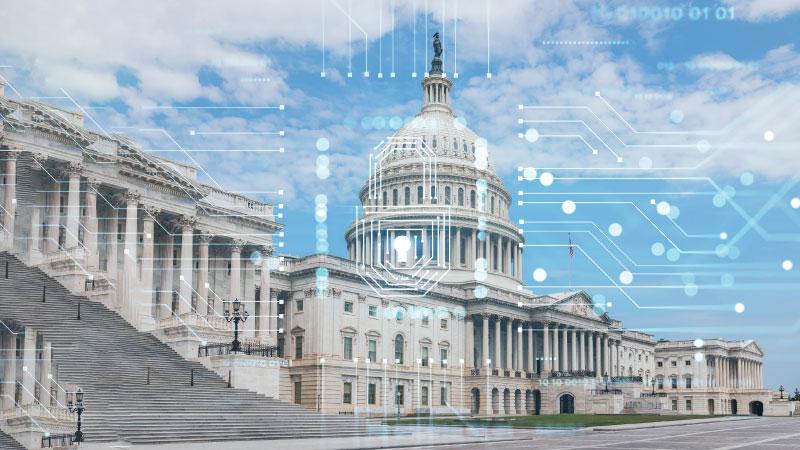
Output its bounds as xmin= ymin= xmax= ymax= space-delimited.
xmin=384 ymin=414 xmax=715 ymax=428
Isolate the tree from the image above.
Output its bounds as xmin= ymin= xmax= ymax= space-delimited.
xmin=792 ymin=388 xmax=800 ymax=401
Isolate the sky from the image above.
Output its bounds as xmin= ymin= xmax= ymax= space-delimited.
xmin=1 ymin=0 xmax=800 ymax=388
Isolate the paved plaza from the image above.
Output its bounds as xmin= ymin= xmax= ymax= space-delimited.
xmin=78 ymin=417 xmax=800 ymax=450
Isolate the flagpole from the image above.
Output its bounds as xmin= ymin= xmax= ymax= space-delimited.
xmin=568 ymin=233 xmax=573 ymax=290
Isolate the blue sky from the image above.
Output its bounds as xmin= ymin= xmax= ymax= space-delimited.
xmin=2 ymin=0 xmax=800 ymax=387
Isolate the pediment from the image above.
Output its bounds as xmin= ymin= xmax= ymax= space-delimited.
xmin=550 ymin=291 xmax=604 ymax=321
xmin=742 ymin=340 xmax=764 ymax=356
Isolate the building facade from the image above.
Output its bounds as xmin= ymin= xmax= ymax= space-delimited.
xmin=0 ymin=46 xmax=784 ymax=422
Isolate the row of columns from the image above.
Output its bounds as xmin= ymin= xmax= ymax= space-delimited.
xmin=709 ymin=356 xmax=763 ymax=389
xmin=465 ymin=315 xmax=620 ymax=377
xmin=13 ymin=155 xmax=278 ymax=340
xmin=350 ymin=227 xmax=522 ymax=278
xmin=0 ymin=328 xmax=53 ymax=410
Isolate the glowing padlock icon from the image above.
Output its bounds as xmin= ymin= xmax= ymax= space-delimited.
xmin=394 ymin=235 xmax=411 ymax=264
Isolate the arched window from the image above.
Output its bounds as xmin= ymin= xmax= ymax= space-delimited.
xmin=392 ymin=189 xmax=398 ymax=206
xmin=453 ymin=140 xmax=458 ymax=150
xmin=404 ymin=187 xmax=411 ymax=205
xmin=431 ymin=186 xmax=437 ymax=204
xmin=459 ymin=237 xmax=466 ymax=264
xmin=470 ymin=190 xmax=476 ymax=208
xmin=458 ymin=188 xmax=464 ymax=206
xmin=491 ymin=196 xmax=495 ymax=214
xmin=417 ymin=186 xmax=423 ymax=204
xmin=463 ymin=143 xmax=468 ymax=156
xmin=394 ymin=335 xmax=404 ymax=365
xmin=382 ymin=191 xmax=388 ymax=207
xmin=444 ymin=186 xmax=451 ymax=205
xmin=432 ymin=137 xmax=437 ymax=148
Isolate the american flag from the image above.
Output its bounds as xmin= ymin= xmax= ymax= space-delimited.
xmin=568 ymin=233 xmax=573 ymax=258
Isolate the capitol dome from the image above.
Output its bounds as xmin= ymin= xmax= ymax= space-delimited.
xmin=345 ymin=46 xmax=523 ymax=293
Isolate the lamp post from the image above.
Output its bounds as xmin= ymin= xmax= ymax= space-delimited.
xmin=779 ymin=385 xmax=785 ymax=399
xmin=603 ymin=372 xmax=609 ymax=393
xmin=66 ymin=388 xmax=85 ymax=443
xmin=395 ymin=388 xmax=401 ymax=420
xmin=224 ymin=298 xmax=248 ymax=353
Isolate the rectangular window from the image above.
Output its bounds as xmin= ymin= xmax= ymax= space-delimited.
xmin=421 ymin=386 xmax=429 ymax=406
xmin=421 ymin=347 xmax=429 ymax=367
xmin=671 ymin=361 xmax=677 ymax=367
xmin=685 ymin=360 xmax=691 ymax=366
xmin=440 ymin=386 xmax=448 ymax=406
xmin=422 ymin=312 xmax=429 ymax=326
xmin=344 ymin=301 xmax=353 ymax=313
xmin=440 ymin=318 xmax=448 ymax=329
xmin=368 ymin=305 xmax=377 ymax=317
xmin=671 ymin=399 xmax=678 ymax=411
xmin=686 ymin=399 xmax=692 ymax=411
xmin=296 ymin=299 xmax=304 ymax=312
xmin=657 ymin=378 xmax=664 ymax=389
xmin=295 ymin=336 xmax=303 ymax=359
xmin=368 ymin=383 xmax=376 ymax=405
xmin=396 ymin=385 xmax=404 ymax=405
xmin=368 ymin=339 xmax=377 ymax=363
xmin=671 ymin=378 xmax=678 ymax=389
xmin=657 ymin=361 xmax=663 ymax=367
xmin=440 ymin=348 xmax=448 ymax=368
xmin=686 ymin=378 xmax=692 ymax=389
xmin=294 ymin=381 xmax=302 ymax=404
xmin=343 ymin=382 xmax=352 ymax=404
xmin=344 ymin=336 xmax=353 ymax=360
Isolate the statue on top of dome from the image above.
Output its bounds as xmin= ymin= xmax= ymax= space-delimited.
xmin=430 ymin=32 xmax=443 ymax=74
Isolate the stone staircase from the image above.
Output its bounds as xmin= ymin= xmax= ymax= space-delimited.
xmin=0 ymin=430 xmax=26 ymax=450
xmin=0 ymin=252 xmax=395 ymax=445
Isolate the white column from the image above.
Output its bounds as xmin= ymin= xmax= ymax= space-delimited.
xmin=64 ymin=162 xmax=83 ymax=250
xmin=560 ymin=326 xmax=568 ymax=372
xmin=107 ymin=207 xmax=118 ymax=280
xmin=197 ymin=234 xmax=212 ymax=314
xmin=465 ymin=316 xmax=474 ymax=369
xmin=570 ymin=328 xmax=577 ymax=371
xmin=542 ymin=322 xmax=550 ymax=374
xmin=505 ymin=319 xmax=512 ymax=370
xmin=21 ymin=328 xmax=36 ymax=405
xmin=41 ymin=342 xmax=52 ymax=406
xmin=139 ymin=206 xmax=159 ymax=326
xmin=122 ymin=191 xmax=139 ymax=317
xmin=84 ymin=179 xmax=100 ymax=270
xmin=516 ymin=321 xmax=523 ymax=371
xmin=46 ymin=180 xmax=60 ymax=254
xmin=494 ymin=317 xmax=501 ymax=369
xmin=3 ymin=150 xmax=19 ymax=249
xmin=177 ymin=216 xmax=196 ymax=316
xmin=481 ymin=314 xmax=489 ymax=369
xmin=161 ymin=232 xmax=174 ymax=316
xmin=578 ymin=331 xmax=585 ymax=370
xmin=551 ymin=323 xmax=560 ymax=371
xmin=2 ymin=332 xmax=16 ymax=410
xmin=259 ymin=245 xmax=273 ymax=341
xmin=527 ymin=323 xmax=534 ymax=373
xmin=230 ymin=240 xmax=244 ymax=301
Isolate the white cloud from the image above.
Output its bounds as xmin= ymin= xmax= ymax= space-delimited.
xmin=723 ymin=0 xmax=800 ymax=21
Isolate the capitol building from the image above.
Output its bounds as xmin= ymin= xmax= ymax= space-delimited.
xmin=0 ymin=46 xmax=789 ymax=447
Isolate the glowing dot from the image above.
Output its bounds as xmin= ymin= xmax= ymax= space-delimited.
xmin=694 ymin=352 xmax=704 ymax=362
xmin=764 ymin=130 xmax=775 ymax=142
xmin=712 ymin=193 xmax=726 ymax=207
xmin=540 ymin=172 xmax=554 ymax=186
xmin=694 ymin=339 xmax=704 ymax=348
xmin=666 ymin=248 xmax=681 ymax=261
xmin=639 ymin=157 xmax=653 ymax=169
xmin=523 ymin=167 xmax=537 ymax=180
xmin=720 ymin=232 xmax=727 ymax=240
xmin=684 ymin=283 xmax=698 ymax=296
xmin=315 ymin=194 xmax=328 ymax=205
xmin=561 ymin=200 xmax=576 ymax=215
xmin=667 ymin=205 xmax=680 ymax=220
xmin=721 ymin=273 xmax=735 ymax=287
xmin=791 ymin=198 xmax=800 ymax=209
xmin=715 ymin=244 xmax=729 ymax=258
xmin=533 ymin=268 xmax=547 ymax=282
xmin=619 ymin=270 xmax=633 ymax=285
xmin=669 ymin=110 xmax=684 ymax=124
xmin=474 ymin=285 xmax=487 ymax=298
xmin=389 ymin=116 xmax=403 ymax=130
xmin=475 ymin=258 xmax=488 ymax=271
xmin=608 ymin=223 xmax=622 ymax=237
xmin=315 ymin=137 xmax=330 ymax=152
xmin=524 ymin=128 xmax=540 ymax=142
xmin=454 ymin=116 xmax=467 ymax=129
xmin=740 ymin=172 xmax=754 ymax=186
xmin=651 ymin=242 xmax=665 ymax=256
xmin=734 ymin=302 xmax=745 ymax=313
xmin=696 ymin=140 xmax=711 ymax=153
xmin=782 ymin=260 xmax=793 ymax=271
xmin=656 ymin=201 xmax=670 ymax=215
